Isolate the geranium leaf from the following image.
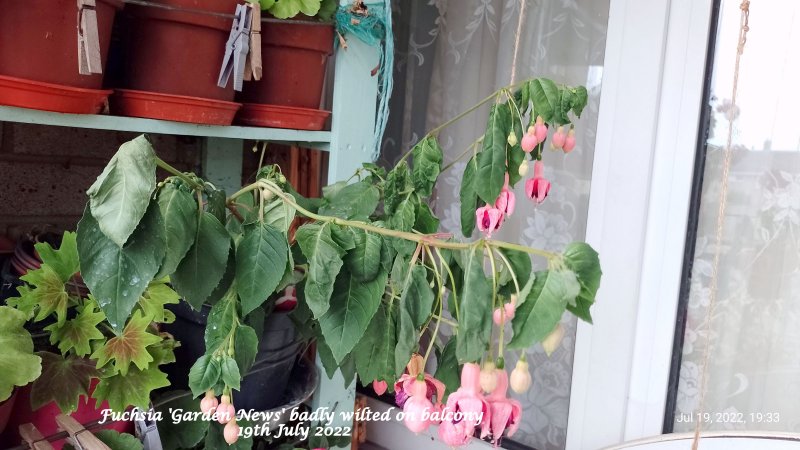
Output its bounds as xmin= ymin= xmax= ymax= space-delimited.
xmin=296 ymin=223 xmax=346 ymax=318
xmin=171 ymin=212 xmax=231 ymax=309
xmin=562 ymin=242 xmax=602 ymax=323
xmin=476 ymin=103 xmax=511 ymax=203
xmin=155 ymin=390 xmax=209 ymax=450
xmin=34 ymin=231 xmax=79 ymax=282
xmin=509 ymin=270 xmax=580 ymax=348
xmin=394 ymin=265 xmax=434 ymax=373
xmin=456 ymin=246 xmax=492 ymax=363
xmin=78 ymin=202 xmax=166 ymax=332
xmin=0 ymin=306 xmax=42 ymax=402
xmin=354 ymin=302 xmax=398 ymax=383
xmin=154 ymin=183 xmax=198 ymax=279
xmin=319 ymin=270 xmax=387 ymax=364
xmin=235 ymin=223 xmax=289 ymax=315
xmin=269 ymin=0 xmax=302 ymax=19
xmin=19 ymin=264 xmax=69 ymax=326
xmin=459 ymin=155 xmax=479 ymax=237
xmin=298 ymin=0 xmax=321 ymax=16
xmin=31 ymin=352 xmax=97 ymax=413
xmin=411 ymin=136 xmax=443 ymax=198
xmin=45 ymin=301 xmax=105 ymax=357
xmin=93 ymin=365 xmax=169 ymax=411
xmin=87 ymin=135 xmax=157 ymax=247
xmin=94 ymin=430 xmax=144 ymax=450
xmin=148 ymin=335 xmax=178 ymax=366
xmin=91 ymin=311 xmax=161 ymax=375
xmin=188 ymin=355 xmax=221 ymax=398
xmin=137 ymin=281 xmax=180 ymax=324
xmin=345 ymin=230 xmax=382 ymax=282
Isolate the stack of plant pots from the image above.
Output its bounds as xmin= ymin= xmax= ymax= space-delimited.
xmin=0 ymin=0 xmax=122 ymax=114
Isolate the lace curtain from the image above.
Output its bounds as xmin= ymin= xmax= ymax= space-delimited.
xmin=383 ymin=1 xmax=610 ymax=448
xmin=674 ymin=0 xmax=800 ymax=433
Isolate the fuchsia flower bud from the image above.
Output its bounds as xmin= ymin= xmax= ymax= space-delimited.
xmin=373 ymin=380 xmax=388 ymax=396
xmin=520 ymin=126 xmax=538 ymax=153
xmin=437 ymin=363 xmax=491 ymax=447
xmin=562 ymin=128 xmax=576 ymax=153
xmin=493 ymin=301 xmax=516 ymax=325
xmin=507 ymin=131 xmax=518 ymax=147
xmin=486 ymin=369 xmax=522 ymax=446
xmin=551 ymin=126 xmax=566 ymax=149
xmin=518 ymin=159 xmax=530 ymax=177
xmin=534 ymin=116 xmax=548 ymax=142
xmin=475 ymin=205 xmax=504 ymax=237
xmin=494 ymin=188 xmax=515 ymax=217
xmin=216 ymin=395 xmax=236 ymax=424
xmin=509 ymin=359 xmax=532 ymax=394
xmin=403 ymin=379 xmax=437 ymax=433
xmin=224 ymin=419 xmax=240 ymax=444
xmin=525 ymin=161 xmax=550 ymax=204
xmin=480 ymin=361 xmax=498 ymax=393
xmin=200 ymin=390 xmax=219 ymax=414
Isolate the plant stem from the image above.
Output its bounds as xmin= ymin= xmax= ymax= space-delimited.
xmin=495 ymin=249 xmax=521 ymax=300
xmin=155 ymin=157 xmax=204 ymax=191
xmin=441 ymin=135 xmax=484 ymax=173
xmin=431 ymin=314 xmax=458 ymax=328
xmin=434 ymin=247 xmax=460 ymax=323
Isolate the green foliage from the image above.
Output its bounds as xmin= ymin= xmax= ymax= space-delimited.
xmin=93 ymin=364 xmax=169 ymax=411
xmin=354 ymin=302 xmax=398 ymax=383
xmin=456 ymin=247 xmax=492 ymax=362
xmin=31 ymin=352 xmax=97 ymax=413
xmin=91 ymin=310 xmax=161 ymax=375
xmin=268 ymin=0 xmax=321 ymax=19
xmin=434 ymin=337 xmax=460 ymax=401
xmin=0 ymin=306 xmax=41 ymax=402
xmin=235 ymin=223 xmax=289 ymax=314
xmin=171 ymin=212 xmax=231 ymax=309
xmin=562 ymin=242 xmax=602 ymax=323
xmin=412 ymin=136 xmax=443 ymax=198
xmin=155 ymin=182 xmax=198 ymax=279
xmin=509 ymin=269 xmax=580 ymax=349
xmin=476 ymin=104 xmax=511 ymax=203
xmin=295 ymin=223 xmax=346 ymax=317
xmin=155 ymin=391 xmax=210 ymax=450
xmin=45 ymin=301 xmax=105 ymax=356
xmin=394 ymin=265 xmax=435 ymax=372
xmin=459 ymin=155 xmax=479 ymax=237
xmin=94 ymin=430 xmax=144 ymax=450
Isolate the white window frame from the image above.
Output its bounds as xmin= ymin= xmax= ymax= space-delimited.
xmin=567 ymin=0 xmax=715 ymax=448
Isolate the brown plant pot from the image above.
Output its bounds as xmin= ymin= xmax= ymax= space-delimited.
xmin=0 ymin=0 xmax=123 ymax=90
xmin=238 ymin=20 xmax=334 ymax=109
xmin=120 ymin=0 xmax=240 ymax=102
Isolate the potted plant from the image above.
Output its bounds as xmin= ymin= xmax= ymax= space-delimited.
xmin=236 ymin=0 xmax=338 ymax=129
xmin=0 ymin=232 xmax=178 ymax=448
xmin=0 ymin=0 xmax=123 ymax=113
xmin=48 ymin=76 xmax=599 ymax=448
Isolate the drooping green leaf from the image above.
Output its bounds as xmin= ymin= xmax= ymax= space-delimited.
xmin=171 ymin=212 xmax=231 ymax=309
xmin=206 ymin=247 xmax=236 ymax=306
xmin=45 ymin=301 xmax=105 ymax=357
xmin=394 ymin=265 xmax=435 ymax=373
xmin=34 ymin=231 xmax=79 ymax=282
xmin=234 ymin=324 xmax=258 ymax=375
xmin=562 ymin=242 xmax=602 ymax=323
xmin=459 ymin=155 xmax=479 ymax=237
xmin=78 ymin=202 xmax=166 ymax=332
xmin=319 ymin=270 xmax=388 ymax=364
xmin=414 ymin=202 xmax=440 ymax=234
xmin=319 ymin=181 xmax=380 ymax=221
xmin=345 ymin=230 xmax=382 ymax=282
xmin=411 ymin=136 xmax=443 ymax=198
xmin=0 ymin=307 xmax=42 ymax=402
xmin=456 ymin=247 xmax=492 ymax=363
xmin=354 ymin=302 xmax=398 ymax=383
xmin=31 ymin=352 xmax=96 ymax=413
xmin=434 ymin=337 xmax=460 ymax=401
xmin=497 ymin=248 xmax=533 ymax=296
xmin=390 ymin=194 xmax=416 ymax=232
xmin=476 ymin=104 xmax=511 ymax=203
xmin=317 ymin=0 xmax=337 ymax=20
xmin=384 ymin=162 xmax=410 ymax=215
xmin=91 ymin=310 xmax=162 ymax=375
xmin=509 ymin=270 xmax=581 ymax=348
xmin=148 ymin=335 xmax=177 ymax=366
xmin=316 ymin=336 xmax=339 ymax=380
xmin=154 ymin=183 xmax=198 ymax=279
xmin=220 ymin=356 xmax=241 ymax=390
xmin=557 ymin=88 xmax=574 ymax=125
xmin=330 ymin=224 xmax=357 ymax=251
xmin=155 ymin=390 xmax=210 ymax=450
xmin=87 ymin=135 xmax=157 ymax=247
xmin=188 ymin=355 xmax=222 ymax=398
xmin=529 ymin=78 xmax=560 ymax=123
xmin=571 ymin=86 xmax=589 ymax=117
xmin=19 ymin=264 xmax=69 ymax=326
xmin=295 ymin=223 xmax=346 ymax=318
xmin=94 ymin=430 xmax=144 ymax=450
xmin=204 ymin=285 xmax=239 ymax=352
xmin=93 ymin=365 xmax=169 ymax=411
xmin=205 ymin=187 xmax=227 ymax=224
xmin=262 ymin=196 xmax=297 ymax=233
xmin=137 ymin=281 xmax=180 ymax=324
xmin=236 ymin=223 xmax=289 ymax=315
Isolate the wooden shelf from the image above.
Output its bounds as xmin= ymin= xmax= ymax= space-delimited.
xmin=0 ymin=106 xmax=332 ymax=150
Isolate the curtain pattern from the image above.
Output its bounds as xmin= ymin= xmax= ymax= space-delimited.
xmin=383 ymin=1 xmax=609 ymax=448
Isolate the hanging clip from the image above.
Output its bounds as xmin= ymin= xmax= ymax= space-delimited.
xmin=19 ymin=423 xmax=54 ymax=450
xmin=135 ymin=406 xmax=163 ymax=450
xmin=77 ymin=0 xmax=103 ymax=75
xmin=218 ymin=4 xmax=252 ymax=91
xmin=55 ymin=414 xmax=111 ymax=450
xmin=244 ymin=3 xmax=262 ymax=81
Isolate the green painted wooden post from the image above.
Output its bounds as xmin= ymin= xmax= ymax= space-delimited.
xmin=202 ymin=137 xmax=243 ymax=195
xmin=312 ymin=1 xmax=385 ymax=447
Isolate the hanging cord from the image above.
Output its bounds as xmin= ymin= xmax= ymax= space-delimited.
xmin=509 ymin=0 xmax=527 ymax=85
xmin=691 ymin=2 xmax=750 ymax=449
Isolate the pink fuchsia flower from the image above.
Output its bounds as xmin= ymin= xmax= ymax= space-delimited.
xmin=224 ymin=419 xmax=240 ymax=444
xmin=551 ymin=126 xmax=566 ymax=149
xmin=200 ymin=390 xmax=218 ymax=414
xmin=563 ymin=128 xmax=576 ymax=153
xmin=403 ymin=379 xmax=438 ymax=433
xmin=486 ymin=369 xmax=522 ymax=446
xmin=494 ymin=188 xmax=515 ymax=217
xmin=534 ymin=116 xmax=548 ymax=142
xmin=216 ymin=395 xmax=235 ymax=424
xmin=520 ymin=127 xmax=539 ymax=153
xmin=373 ymin=380 xmax=388 ymax=396
xmin=476 ymin=205 xmax=504 ymax=238
xmin=437 ymin=363 xmax=491 ymax=446
xmin=525 ymin=161 xmax=551 ymax=204
xmin=394 ymin=354 xmax=446 ymax=409
xmin=274 ymin=286 xmax=297 ymax=311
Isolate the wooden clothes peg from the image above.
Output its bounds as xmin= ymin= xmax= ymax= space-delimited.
xmin=55 ymin=415 xmax=111 ymax=450
xmin=18 ymin=423 xmax=54 ymax=450
xmin=77 ymin=0 xmax=103 ymax=75
xmin=244 ymin=4 xmax=262 ymax=82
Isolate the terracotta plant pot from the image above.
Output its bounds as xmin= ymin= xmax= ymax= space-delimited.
xmin=236 ymin=20 xmax=334 ymax=129
xmin=1 ymin=381 xmax=132 ymax=450
xmin=121 ymin=0 xmax=240 ymax=102
xmin=0 ymin=0 xmax=122 ymax=113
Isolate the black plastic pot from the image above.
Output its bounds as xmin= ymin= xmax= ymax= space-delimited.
xmin=163 ymin=302 xmax=301 ymax=411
